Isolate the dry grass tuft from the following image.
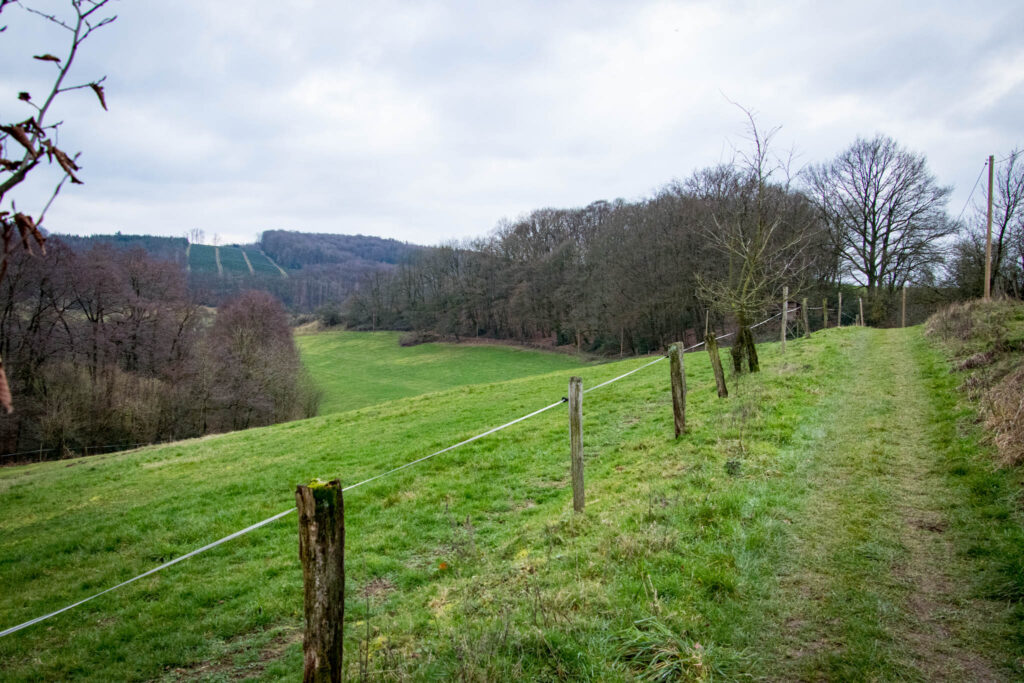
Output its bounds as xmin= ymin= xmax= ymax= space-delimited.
xmin=984 ymin=366 xmax=1024 ymax=466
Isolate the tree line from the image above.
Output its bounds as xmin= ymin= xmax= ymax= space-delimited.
xmin=344 ymin=130 xmax=1013 ymax=352
xmin=0 ymin=240 xmax=319 ymax=459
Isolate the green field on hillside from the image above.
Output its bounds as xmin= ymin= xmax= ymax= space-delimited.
xmin=217 ymin=246 xmax=251 ymax=274
xmin=188 ymin=244 xmax=219 ymax=274
xmin=1 ymin=328 xmax=1022 ymax=680
xmin=296 ymin=331 xmax=589 ymax=414
xmin=242 ymin=247 xmax=285 ymax=275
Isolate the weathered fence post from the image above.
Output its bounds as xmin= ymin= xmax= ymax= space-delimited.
xmin=838 ymin=291 xmax=843 ymax=328
xmin=296 ymin=479 xmax=345 ymax=683
xmin=802 ymin=298 xmax=810 ymax=338
xmin=705 ymin=333 xmax=728 ymax=398
xmin=568 ymin=377 xmax=584 ymax=512
xmin=859 ymin=297 xmax=865 ymax=327
xmin=668 ymin=344 xmax=687 ymax=436
xmin=902 ymin=286 xmax=907 ymax=328
xmin=823 ymin=298 xmax=828 ymax=329
xmin=781 ymin=285 xmax=788 ymax=353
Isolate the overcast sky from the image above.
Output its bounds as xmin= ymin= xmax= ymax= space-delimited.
xmin=2 ymin=1 xmax=1022 ymax=246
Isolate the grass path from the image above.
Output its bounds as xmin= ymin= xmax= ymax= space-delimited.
xmin=766 ymin=328 xmax=1016 ymax=680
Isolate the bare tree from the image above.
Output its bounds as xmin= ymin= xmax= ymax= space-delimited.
xmin=986 ymin=149 xmax=1024 ymax=297
xmin=0 ymin=0 xmax=115 ymax=411
xmin=806 ymin=134 xmax=954 ymax=323
xmin=695 ymin=111 xmax=821 ymax=372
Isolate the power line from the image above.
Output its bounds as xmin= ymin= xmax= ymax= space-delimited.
xmin=953 ymin=158 xmax=989 ymax=226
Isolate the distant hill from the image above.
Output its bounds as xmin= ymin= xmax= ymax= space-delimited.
xmin=53 ymin=230 xmax=427 ymax=311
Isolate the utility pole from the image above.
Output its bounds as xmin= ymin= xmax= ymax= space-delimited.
xmin=985 ymin=155 xmax=994 ymax=300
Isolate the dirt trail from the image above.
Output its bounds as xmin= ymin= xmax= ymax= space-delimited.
xmin=772 ymin=329 xmax=1007 ymax=681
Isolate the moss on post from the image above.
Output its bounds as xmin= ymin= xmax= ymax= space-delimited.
xmin=296 ymin=478 xmax=344 ymax=683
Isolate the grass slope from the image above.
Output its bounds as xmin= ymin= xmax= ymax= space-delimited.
xmin=1 ymin=328 xmax=1021 ymax=680
xmin=188 ymin=244 xmax=219 ymax=274
xmin=242 ymin=247 xmax=284 ymax=276
xmin=296 ymin=330 xmax=588 ymax=415
xmin=217 ymin=246 xmax=251 ymax=275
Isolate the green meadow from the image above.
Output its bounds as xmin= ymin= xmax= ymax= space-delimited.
xmin=1 ymin=328 xmax=1022 ymax=680
xmin=296 ymin=330 xmax=588 ymax=414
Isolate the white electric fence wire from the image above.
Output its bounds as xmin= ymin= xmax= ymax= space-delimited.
xmin=0 ymin=509 xmax=295 ymax=638
xmin=1 ymin=311 xmax=781 ymax=639
xmin=583 ymin=355 xmax=666 ymax=394
xmin=750 ymin=312 xmax=782 ymax=329
xmin=340 ymin=398 xmax=569 ymax=492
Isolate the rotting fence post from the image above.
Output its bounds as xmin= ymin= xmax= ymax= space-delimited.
xmin=823 ymin=298 xmax=829 ymax=329
xmin=859 ymin=296 xmax=865 ymax=327
xmin=781 ymin=286 xmax=788 ymax=353
xmin=296 ymin=479 xmax=345 ymax=683
xmin=705 ymin=333 xmax=728 ymax=398
xmin=669 ymin=344 xmax=687 ymax=436
xmin=838 ymin=291 xmax=843 ymax=328
xmin=802 ymin=298 xmax=810 ymax=339
xmin=902 ymin=286 xmax=907 ymax=328
xmin=569 ymin=376 xmax=584 ymax=512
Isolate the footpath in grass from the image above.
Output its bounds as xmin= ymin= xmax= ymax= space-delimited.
xmin=760 ymin=327 xmax=1024 ymax=680
xmin=296 ymin=330 xmax=588 ymax=414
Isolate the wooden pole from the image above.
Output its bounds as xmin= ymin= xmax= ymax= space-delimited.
xmin=901 ymin=286 xmax=907 ymax=328
xmin=985 ymin=154 xmax=994 ymax=300
xmin=296 ymin=479 xmax=345 ymax=683
xmin=705 ymin=333 xmax=727 ymax=398
xmin=838 ymin=291 xmax=843 ymax=328
xmin=859 ymin=297 xmax=865 ymax=327
xmin=669 ymin=344 xmax=687 ymax=436
xmin=568 ymin=376 xmax=584 ymax=512
xmin=802 ymin=298 xmax=810 ymax=338
xmin=781 ymin=286 xmax=788 ymax=353
xmin=823 ymin=298 xmax=828 ymax=329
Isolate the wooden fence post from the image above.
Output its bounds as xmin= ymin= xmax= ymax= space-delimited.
xmin=802 ymin=298 xmax=810 ymax=338
xmin=838 ymin=291 xmax=843 ymax=328
xmin=823 ymin=298 xmax=828 ymax=329
xmin=568 ymin=377 xmax=584 ymax=512
xmin=705 ymin=333 xmax=728 ymax=398
xmin=859 ymin=297 xmax=865 ymax=327
xmin=781 ymin=285 xmax=788 ymax=353
xmin=669 ymin=344 xmax=687 ymax=436
xmin=902 ymin=286 xmax=907 ymax=328
xmin=296 ymin=479 xmax=345 ymax=683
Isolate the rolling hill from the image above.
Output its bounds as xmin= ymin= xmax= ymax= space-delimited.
xmin=1 ymin=327 xmax=1022 ymax=680
xmin=296 ymin=330 xmax=589 ymax=414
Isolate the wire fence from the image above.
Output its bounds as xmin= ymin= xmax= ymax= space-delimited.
xmin=0 ymin=307 xmax=842 ymax=639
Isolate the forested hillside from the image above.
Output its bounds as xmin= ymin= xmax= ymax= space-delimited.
xmin=0 ymin=243 xmax=318 ymax=459
xmin=53 ymin=230 xmax=426 ymax=312
xmin=345 ymin=134 xmax=972 ymax=352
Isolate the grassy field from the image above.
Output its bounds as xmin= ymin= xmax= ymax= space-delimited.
xmin=217 ymin=246 xmax=251 ymax=275
xmin=242 ymin=247 xmax=285 ymax=276
xmin=188 ymin=244 xmax=219 ymax=274
xmin=296 ymin=330 xmax=589 ymax=414
xmin=1 ymin=327 xmax=1022 ymax=680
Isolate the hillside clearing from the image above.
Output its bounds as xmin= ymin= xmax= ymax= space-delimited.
xmin=296 ymin=330 xmax=589 ymax=415
xmin=0 ymin=328 xmax=1021 ymax=680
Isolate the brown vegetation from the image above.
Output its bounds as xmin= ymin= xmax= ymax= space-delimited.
xmin=0 ymin=240 xmax=319 ymax=460
xmin=926 ymin=299 xmax=1024 ymax=466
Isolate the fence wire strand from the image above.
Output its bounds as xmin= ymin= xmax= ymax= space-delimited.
xmin=0 ymin=310 xmax=784 ymax=639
